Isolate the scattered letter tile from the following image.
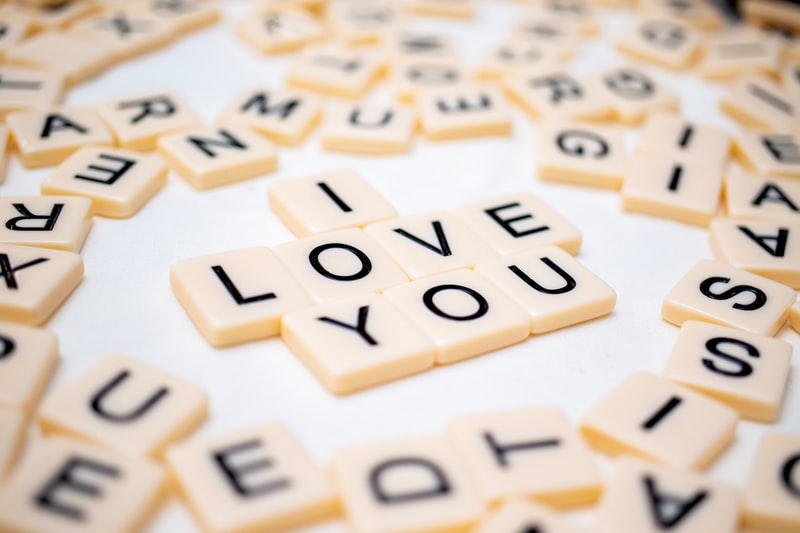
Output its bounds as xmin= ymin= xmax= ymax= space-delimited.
xmin=0 ymin=66 xmax=64 ymax=120
xmin=504 ymin=70 xmax=611 ymax=122
xmin=616 ymin=18 xmax=701 ymax=70
xmin=286 ymin=43 xmax=383 ymax=99
xmin=637 ymin=113 xmax=730 ymax=169
xmin=720 ymin=76 xmax=796 ymax=133
xmin=700 ymin=30 xmax=783 ymax=80
xmin=320 ymin=104 xmax=415 ymax=155
xmin=724 ymin=172 xmax=800 ymax=223
xmin=0 ymin=196 xmax=93 ymax=252
xmin=594 ymin=67 xmax=679 ymax=125
xmin=735 ymin=131 xmax=800 ymax=179
xmin=743 ymin=432 xmax=800 ymax=533
xmin=417 ymin=84 xmax=512 ymax=141
xmin=390 ymin=57 xmax=467 ymax=103
xmin=235 ymin=9 xmax=325 ymax=54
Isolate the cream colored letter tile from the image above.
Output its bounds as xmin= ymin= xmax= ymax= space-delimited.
xmin=638 ymin=112 xmax=731 ymax=169
xmin=710 ymin=218 xmax=800 ymax=288
xmin=616 ymin=18 xmax=701 ymax=70
xmin=267 ymin=168 xmax=397 ymax=237
xmin=327 ymin=0 xmax=399 ymax=46
xmin=6 ymin=32 xmax=112 ymax=86
xmin=217 ymin=87 xmax=322 ymax=146
xmin=286 ymin=43 xmax=383 ymax=99
xmin=504 ymin=70 xmax=611 ymax=122
xmin=157 ymin=126 xmax=278 ymax=190
xmin=68 ymin=7 xmax=174 ymax=62
xmin=735 ymin=131 xmax=800 ymax=179
xmin=470 ymin=499 xmax=581 ymax=533
xmin=382 ymin=269 xmax=529 ymax=364
xmin=529 ymin=0 xmax=598 ymax=36
xmin=454 ymin=192 xmax=582 ymax=256
xmin=641 ymin=0 xmax=724 ymax=30
xmin=0 ymin=321 xmax=58 ymax=412
xmin=320 ymin=104 xmax=415 ymax=155
xmin=274 ymin=228 xmax=408 ymax=303
xmin=170 ymin=246 xmax=312 ymax=347
xmin=41 ymin=146 xmax=167 ymax=219
xmin=447 ymin=407 xmax=602 ymax=508
xmin=662 ymin=258 xmax=796 ymax=336
xmin=136 ymin=0 xmax=221 ymax=34
xmin=365 ymin=212 xmax=496 ymax=279
xmin=594 ymin=67 xmax=679 ymax=125
xmin=536 ymin=121 xmax=627 ymax=189
xmin=476 ymin=39 xmax=561 ymax=80
xmin=281 ymin=293 xmax=435 ymax=394
xmin=664 ymin=320 xmax=792 ymax=422
xmin=622 ymin=152 xmax=724 ymax=227
xmin=166 ymin=422 xmax=336 ymax=533
xmin=384 ymin=31 xmax=459 ymax=61
xmin=597 ymin=456 xmax=741 ymax=533
xmin=97 ymin=91 xmax=204 ymax=151
xmin=720 ymin=76 xmax=797 ymax=133
xmin=701 ymin=29 xmax=783 ymax=80
xmin=0 ymin=406 xmax=25 ymax=477
xmin=510 ymin=17 xmax=581 ymax=60
xmin=0 ymin=436 xmax=165 ymax=533
xmin=330 ymin=435 xmax=485 ymax=533
xmin=0 ymin=196 xmax=92 ymax=252
xmin=0 ymin=1 xmax=98 ymax=32
xmin=744 ymin=432 xmax=800 ymax=532
xmin=475 ymin=246 xmax=616 ymax=334
xmin=390 ymin=58 xmax=467 ymax=104
xmin=7 ymin=107 xmax=114 ymax=168
xmin=724 ymin=172 xmax=800 ymax=223
xmin=0 ymin=243 xmax=83 ymax=326
xmin=580 ymin=371 xmax=739 ymax=470
xmin=0 ymin=66 xmax=64 ymax=120
xmin=417 ymin=84 xmax=512 ymax=141
xmin=39 ymin=353 xmax=207 ymax=458
xmin=235 ymin=8 xmax=325 ymax=54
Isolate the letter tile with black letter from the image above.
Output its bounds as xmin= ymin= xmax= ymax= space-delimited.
xmin=286 ymin=43 xmax=384 ymax=99
xmin=504 ymin=69 xmax=611 ymax=122
xmin=417 ymin=84 xmax=512 ymax=141
xmin=721 ymin=76 xmax=796 ymax=133
xmin=390 ymin=57 xmax=466 ymax=103
xmin=320 ymin=104 xmax=416 ymax=155
xmin=744 ymin=432 xmax=800 ymax=532
xmin=235 ymin=8 xmax=325 ymax=54
xmin=0 ymin=66 xmax=64 ymax=120
xmin=724 ymin=172 xmax=800 ymax=223
xmin=615 ymin=18 xmax=701 ymax=70
xmin=735 ymin=131 xmax=800 ymax=179
xmin=0 ymin=196 xmax=93 ymax=252
xmin=700 ymin=29 xmax=783 ymax=81
xmin=0 ymin=320 xmax=58 ymax=413
xmin=637 ymin=112 xmax=730 ymax=170
xmin=592 ymin=67 xmax=679 ymax=125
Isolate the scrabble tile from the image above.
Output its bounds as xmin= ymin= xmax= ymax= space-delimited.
xmin=404 ymin=0 xmax=475 ymax=20
xmin=0 ymin=17 xmax=32 ymax=59
xmin=327 ymin=0 xmax=399 ymax=46
xmin=286 ymin=43 xmax=384 ymax=98
xmin=382 ymin=269 xmax=529 ymax=364
xmin=0 ymin=196 xmax=93 ymax=252
xmin=536 ymin=121 xmax=627 ymax=189
xmin=700 ymin=29 xmax=783 ymax=80
xmin=637 ymin=113 xmax=730 ymax=169
xmin=641 ymin=0 xmax=724 ymax=31
xmin=744 ymin=432 xmax=800 ymax=532
xmin=0 ymin=436 xmax=165 ymax=533
xmin=39 ymin=353 xmax=207 ymax=458
xmin=170 ymin=247 xmax=312 ymax=347
xmin=475 ymin=246 xmax=616 ymax=334
xmin=417 ymin=84 xmax=512 ymax=141
xmin=157 ymin=125 xmax=278 ymax=190
xmin=597 ymin=456 xmax=741 ymax=533
xmin=0 ymin=321 xmax=58 ymax=413
xmin=720 ymin=76 xmax=797 ymax=133
xmin=510 ymin=17 xmax=582 ymax=60
xmin=0 ymin=243 xmax=83 ymax=326
xmin=784 ymin=63 xmax=800 ymax=103
xmin=390 ymin=57 xmax=467 ymax=103
xmin=455 ymin=192 xmax=582 ymax=256
xmin=580 ymin=371 xmax=739 ymax=470
xmin=504 ymin=70 xmax=612 ymax=122
xmin=594 ymin=67 xmax=679 ymax=125
xmin=6 ymin=32 xmax=112 ymax=86
xmin=476 ymin=39 xmax=561 ymax=80
xmin=330 ymin=436 xmax=485 ymax=533
xmin=447 ymin=407 xmax=602 ymax=508
xmin=735 ymin=131 xmax=800 ymax=179
xmin=281 ymin=293 xmax=436 ymax=394
xmin=385 ymin=31 xmax=459 ymax=61
xmin=235 ymin=8 xmax=325 ymax=54
xmin=662 ymin=259 xmax=795 ymax=336
xmin=166 ymin=423 xmax=336 ymax=533
xmin=274 ymin=228 xmax=408 ymax=303
xmin=320 ymin=104 xmax=415 ymax=155
xmin=0 ymin=66 xmax=64 ymax=120
xmin=41 ymin=146 xmax=168 ymax=219
xmin=470 ymin=499 xmax=581 ymax=533
xmin=365 ymin=212 xmax=496 ymax=279
xmin=0 ymin=406 xmax=25 ymax=478
xmin=7 ymin=107 xmax=114 ymax=168
xmin=0 ymin=0 xmax=99 ymax=32
xmin=710 ymin=218 xmax=800 ymax=288
xmin=97 ymin=91 xmax=204 ymax=151
xmin=267 ymin=168 xmax=398 ymax=237
xmin=528 ymin=0 xmax=598 ymax=36
xmin=622 ymin=152 xmax=724 ymax=227
xmin=664 ymin=320 xmax=792 ymax=422
xmin=616 ymin=18 xmax=702 ymax=70
xmin=724 ymin=172 xmax=800 ymax=223
xmin=218 ymin=87 xmax=322 ymax=146
xmin=137 ymin=0 xmax=221 ymax=34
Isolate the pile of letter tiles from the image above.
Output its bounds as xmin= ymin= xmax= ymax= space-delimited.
xmin=0 ymin=0 xmax=798 ymax=532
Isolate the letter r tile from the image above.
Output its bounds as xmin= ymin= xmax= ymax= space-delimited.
xmin=165 ymin=423 xmax=336 ymax=533
xmin=330 ymin=436 xmax=486 ymax=533
xmin=0 ymin=196 xmax=93 ymax=252
xmin=38 ymin=353 xmax=208 ymax=458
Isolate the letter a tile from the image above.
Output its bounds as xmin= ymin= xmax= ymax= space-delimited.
xmin=170 ymin=247 xmax=312 ymax=347
xmin=0 ymin=321 xmax=58 ymax=413
xmin=724 ymin=173 xmax=800 ymax=223
xmin=0 ymin=436 xmax=165 ymax=533
xmin=282 ymin=293 xmax=435 ymax=394
xmin=662 ymin=259 xmax=795 ymax=336
xmin=743 ymin=432 xmax=800 ymax=532
xmin=663 ymin=321 xmax=792 ymax=422
xmin=447 ymin=407 xmax=603 ymax=508
xmin=330 ymin=436 xmax=486 ymax=533
xmin=0 ymin=243 xmax=83 ymax=326
xmin=166 ymin=423 xmax=336 ymax=533
xmin=597 ymin=456 xmax=740 ymax=533
xmin=580 ymin=371 xmax=739 ymax=470
xmin=0 ymin=196 xmax=93 ymax=252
